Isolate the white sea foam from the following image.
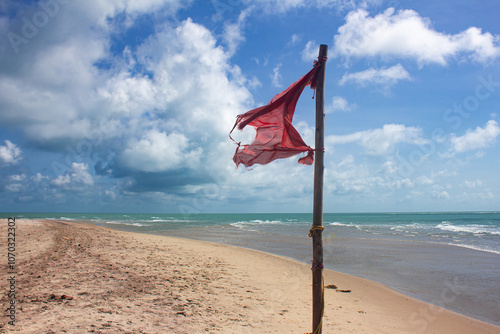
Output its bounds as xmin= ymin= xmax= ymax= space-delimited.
xmin=448 ymin=243 xmax=500 ymax=255
xmin=231 ymin=219 xmax=283 ymax=226
xmin=229 ymin=219 xmax=285 ymax=232
xmin=436 ymin=222 xmax=500 ymax=236
xmin=149 ymin=219 xmax=194 ymax=223
xmin=105 ymin=221 xmax=152 ymax=227
xmin=251 ymin=219 xmax=284 ymax=225
xmin=329 ymin=222 xmax=354 ymax=227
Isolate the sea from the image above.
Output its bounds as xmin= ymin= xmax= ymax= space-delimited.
xmin=5 ymin=211 xmax=500 ymax=326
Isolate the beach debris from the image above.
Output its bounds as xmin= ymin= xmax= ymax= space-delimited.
xmin=336 ymin=289 xmax=352 ymax=293
xmin=49 ymin=294 xmax=74 ymax=301
xmin=325 ymin=284 xmax=337 ymax=289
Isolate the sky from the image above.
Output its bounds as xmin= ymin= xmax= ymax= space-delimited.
xmin=0 ymin=0 xmax=499 ymax=214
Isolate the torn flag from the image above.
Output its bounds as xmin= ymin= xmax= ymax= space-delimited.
xmin=230 ymin=59 xmax=325 ymax=168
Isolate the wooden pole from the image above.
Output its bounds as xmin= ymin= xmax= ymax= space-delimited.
xmin=312 ymin=44 xmax=327 ymax=334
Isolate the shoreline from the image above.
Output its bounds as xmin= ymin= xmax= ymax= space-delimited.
xmin=139 ymin=221 xmax=500 ymax=327
xmin=1 ymin=219 xmax=499 ymax=333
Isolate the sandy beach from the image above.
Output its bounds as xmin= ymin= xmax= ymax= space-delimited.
xmin=1 ymin=219 xmax=499 ymax=333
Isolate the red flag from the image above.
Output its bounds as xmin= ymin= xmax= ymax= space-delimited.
xmin=230 ymin=59 xmax=325 ymax=168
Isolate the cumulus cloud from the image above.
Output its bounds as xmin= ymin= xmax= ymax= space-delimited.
xmin=302 ymin=40 xmax=319 ymax=62
xmin=32 ymin=173 xmax=49 ymax=183
xmin=431 ymin=184 xmax=450 ymax=199
xmin=450 ymin=120 xmax=500 ymax=153
xmin=326 ymin=96 xmax=356 ymax=113
xmin=121 ymin=130 xmax=201 ymax=172
xmin=334 ymin=8 xmax=500 ymax=65
xmin=465 ymin=179 xmax=482 ymax=188
xmin=327 ymin=124 xmax=427 ymax=155
xmin=0 ymin=140 xmax=22 ymax=165
xmin=4 ymin=173 xmax=26 ymax=192
xmin=9 ymin=174 xmax=26 ymax=182
xmin=326 ymin=154 xmax=384 ymax=195
xmin=339 ymin=64 xmax=412 ymax=86
xmin=0 ymin=0 xmax=253 ymax=198
xmin=52 ymin=163 xmax=94 ymax=190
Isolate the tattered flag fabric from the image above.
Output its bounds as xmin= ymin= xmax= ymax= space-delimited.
xmin=230 ymin=59 xmax=326 ymax=168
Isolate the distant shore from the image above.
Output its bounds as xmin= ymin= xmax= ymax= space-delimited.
xmin=1 ymin=219 xmax=499 ymax=333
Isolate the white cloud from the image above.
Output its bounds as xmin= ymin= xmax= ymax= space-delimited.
xmin=326 ymin=154 xmax=384 ymax=195
xmin=223 ymin=8 xmax=251 ymax=57
xmin=393 ymin=177 xmax=414 ymax=189
xmin=245 ymin=0 xmax=381 ymax=14
xmin=32 ymin=173 xmax=49 ymax=183
xmin=0 ymin=3 xmax=254 ymax=195
xmin=121 ymin=129 xmax=201 ymax=172
xmin=271 ymin=63 xmax=283 ymax=87
xmin=9 ymin=174 xmax=26 ymax=182
xmin=5 ymin=183 xmax=23 ymax=192
xmin=339 ymin=64 xmax=411 ymax=86
xmin=301 ymin=40 xmax=318 ymax=62
xmin=120 ymin=0 xmax=188 ymax=14
xmin=450 ymin=120 xmax=500 ymax=153
xmin=432 ymin=185 xmax=450 ymax=199
xmin=1 ymin=1 xmax=247 ymax=143
xmin=465 ymin=179 xmax=482 ymax=188
xmin=288 ymin=34 xmax=301 ymax=46
xmin=0 ymin=140 xmax=22 ymax=165
xmin=326 ymin=96 xmax=356 ymax=113
xmin=327 ymin=124 xmax=427 ymax=155
xmin=105 ymin=189 xmax=117 ymax=201
xmin=334 ymin=8 xmax=500 ymax=65
xmin=52 ymin=163 xmax=94 ymax=190
xmin=416 ymin=176 xmax=434 ymax=185
xmin=242 ymin=0 xmax=306 ymax=13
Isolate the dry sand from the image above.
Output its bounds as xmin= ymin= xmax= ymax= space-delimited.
xmin=1 ymin=219 xmax=499 ymax=333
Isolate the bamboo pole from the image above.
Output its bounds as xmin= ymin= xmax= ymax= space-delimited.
xmin=312 ymin=44 xmax=328 ymax=334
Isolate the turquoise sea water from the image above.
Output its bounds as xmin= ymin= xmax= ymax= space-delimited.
xmin=4 ymin=211 xmax=500 ymax=326
xmin=9 ymin=211 xmax=499 ymax=254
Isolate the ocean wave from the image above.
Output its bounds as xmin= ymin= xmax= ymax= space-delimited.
xmin=148 ymin=219 xmax=195 ymax=223
xmin=229 ymin=219 xmax=286 ymax=232
xmin=390 ymin=223 xmax=425 ymax=229
xmin=436 ymin=222 xmax=500 ymax=236
xmin=105 ymin=221 xmax=152 ymax=227
xmin=448 ymin=243 xmax=500 ymax=255
xmin=328 ymin=222 xmax=355 ymax=227
xmin=232 ymin=219 xmax=285 ymax=226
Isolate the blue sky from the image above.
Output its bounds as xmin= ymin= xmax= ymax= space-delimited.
xmin=1 ymin=0 xmax=499 ymax=213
